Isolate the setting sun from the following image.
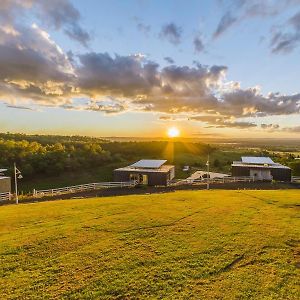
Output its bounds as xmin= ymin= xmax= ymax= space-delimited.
xmin=167 ymin=127 xmax=180 ymax=138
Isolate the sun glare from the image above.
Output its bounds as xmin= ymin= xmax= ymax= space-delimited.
xmin=167 ymin=127 xmax=180 ymax=138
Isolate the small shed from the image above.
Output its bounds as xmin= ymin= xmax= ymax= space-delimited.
xmin=231 ymin=157 xmax=291 ymax=182
xmin=114 ymin=159 xmax=175 ymax=186
xmin=0 ymin=169 xmax=11 ymax=193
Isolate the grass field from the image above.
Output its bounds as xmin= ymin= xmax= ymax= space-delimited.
xmin=0 ymin=190 xmax=299 ymax=299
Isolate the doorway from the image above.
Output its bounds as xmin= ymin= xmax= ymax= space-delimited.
xmin=130 ymin=173 xmax=148 ymax=185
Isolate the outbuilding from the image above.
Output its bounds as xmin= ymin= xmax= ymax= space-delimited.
xmin=114 ymin=159 xmax=175 ymax=186
xmin=0 ymin=169 xmax=11 ymax=193
xmin=231 ymin=157 xmax=291 ymax=182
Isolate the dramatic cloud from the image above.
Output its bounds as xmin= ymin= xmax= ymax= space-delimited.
xmin=76 ymin=52 xmax=160 ymax=98
xmin=0 ymin=7 xmax=300 ymax=131
xmin=193 ymin=35 xmax=205 ymax=53
xmin=159 ymin=23 xmax=182 ymax=45
xmin=0 ymin=22 xmax=75 ymax=106
xmin=0 ymin=0 xmax=90 ymax=46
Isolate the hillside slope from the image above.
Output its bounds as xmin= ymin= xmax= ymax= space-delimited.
xmin=0 ymin=190 xmax=299 ymax=299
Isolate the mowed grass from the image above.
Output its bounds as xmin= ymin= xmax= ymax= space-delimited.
xmin=0 ymin=190 xmax=299 ymax=299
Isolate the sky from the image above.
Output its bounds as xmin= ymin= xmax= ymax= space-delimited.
xmin=1 ymin=0 xmax=300 ymax=138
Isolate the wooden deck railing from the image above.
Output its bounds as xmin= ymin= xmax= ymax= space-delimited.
xmin=0 ymin=192 xmax=11 ymax=201
xmin=33 ymin=181 xmax=138 ymax=197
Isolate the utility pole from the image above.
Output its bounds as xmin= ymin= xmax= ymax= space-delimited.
xmin=206 ymin=152 xmax=210 ymax=190
xmin=14 ymin=163 xmax=18 ymax=204
xmin=14 ymin=163 xmax=22 ymax=204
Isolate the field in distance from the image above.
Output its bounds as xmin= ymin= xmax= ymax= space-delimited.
xmin=0 ymin=190 xmax=299 ymax=299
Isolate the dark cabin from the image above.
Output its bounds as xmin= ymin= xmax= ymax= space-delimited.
xmin=231 ymin=157 xmax=291 ymax=182
xmin=114 ymin=159 xmax=175 ymax=186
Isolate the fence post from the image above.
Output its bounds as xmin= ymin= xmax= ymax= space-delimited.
xmin=51 ymin=189 xmax=53 ymax=195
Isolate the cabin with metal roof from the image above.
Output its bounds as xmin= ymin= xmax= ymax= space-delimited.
xmin=231 ymin=156 xmax=291 ymax=182
xmin=0 ymin=168 xmax=11 ymax=193
xmin=114 ymin=159 xmax=175 ymax=186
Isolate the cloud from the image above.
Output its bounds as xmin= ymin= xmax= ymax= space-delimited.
xmin=159 ymin=115 xmax=173 ymax=121
xmin=213 ymin=12 xmax=238 ymax=39
xmin=159 ymin=23 xmax=182 ymax=45
xmin=283 ymin=125 xmax=300 ymax=132
xmin=0 ymin=23 xmax=75 ymax=106
xmin=261 ymin=123 xmax=280 ymax=130
xmin=193 ymin=35 xmax=205 ymax=53
xmin=6 ymin=104 xmax=35 ymax=110
xmin=85 ymin=100 xmax=126 ymax=114
xmin=164 ymin=57 xmax=175 ymax=64
xmin=1 ymin=32 xmax=299 ymax=123
xmin=188 ymin=115 xmax=257 ymax=129
xmin=0 ymin=14 xmax=299 ymax=128
xmin=270 ymin=10 xmax=300 ymax=54
xmin=137 ymin=23 xmax=151 ymax=35
xmin=219 ymin=88 xmax=300 ymax=117
xmin=213 ymin=0 xmax=300 ymax=42
xmin=76 ymin=52 xmax=160 ymax=98
xmin=260 ymin=123 xmax=281 ymax=132
xmin=0 ymin=0 xmax=90 ymax=46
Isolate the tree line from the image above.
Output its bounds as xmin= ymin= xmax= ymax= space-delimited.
xmin=0 ymin=133 xmax=215 ymax=178
xmin=0 ymin=139 xmax=114 ymax=177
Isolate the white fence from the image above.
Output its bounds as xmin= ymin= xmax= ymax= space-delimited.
xmin=33 ymin=181 xmax=137 ymax=197
xmin=292 ymin=176 xmax=300 ymax=183
xmin=0 ymin=192 xmax=11 ymax=201
xmin=168 ymin=176 xmax=255 ymax=186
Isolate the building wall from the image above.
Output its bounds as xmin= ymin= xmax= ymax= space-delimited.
xmin=231 ymin=166 xmax=250 ymax=177
xmin=250 ymin=169 xmax=272 ymax=181
xmin=169 ymin=166 xmax=175 ymax=180
xmin=0 ymin=177 xmax=11 ymax=193
xmin=270 ymin=168 xmax=291 ymax=182
xmin=114 ymin=170 xmax=169 ymax=186
xmin=231 ymin=166 xmax=291 ymax=182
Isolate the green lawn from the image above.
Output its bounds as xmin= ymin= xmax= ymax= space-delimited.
xmin=0 ymin=190 xmax=299 ymax=299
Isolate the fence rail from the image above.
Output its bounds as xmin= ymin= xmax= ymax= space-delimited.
xmin=168 ymin=176 xmax=255 ymax=186
xmin=292 ymin=176 xmax=300 ymax=182
xmin=33 ymin=181 xmax=137 ymax=197
xmin=0 ymin=192 xmax=11 ymax=201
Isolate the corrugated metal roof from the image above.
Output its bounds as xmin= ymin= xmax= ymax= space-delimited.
xmin=129 ymin=159 xmax=167 ymax=169
xmin=0 ymin=169 xmax=7 ymax=173
xmin=115 ymin=164 xmax=174 ymax=173
xmin=241 ymin=157 xmax=274 ymax=165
